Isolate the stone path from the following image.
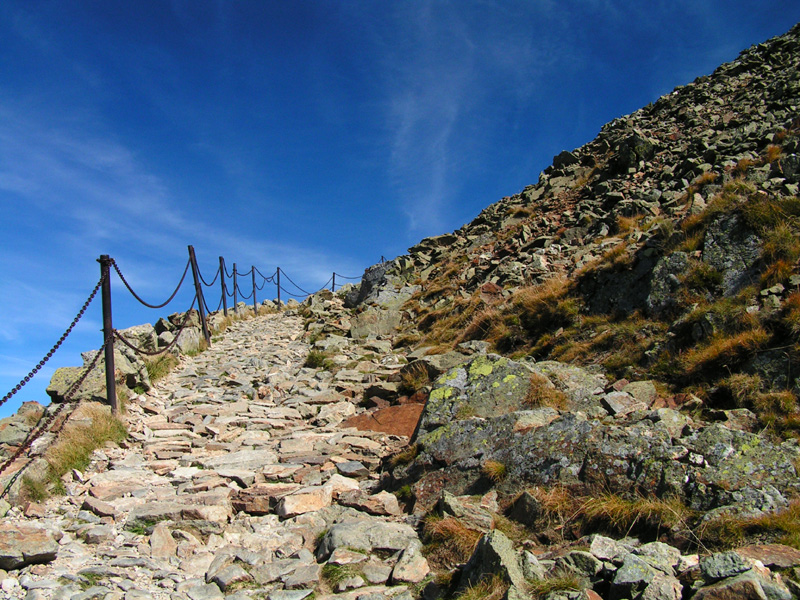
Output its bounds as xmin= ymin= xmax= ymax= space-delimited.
xmin=0 ymin=311 xmax=426 ymax=600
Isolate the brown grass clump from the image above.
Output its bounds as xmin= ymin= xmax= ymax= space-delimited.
xmin=719 ymin=373 xmax=763 ymax=408
xmin=527 ymin=573 xmax=586 ymax=599
xmin=456 ymin=574 xmax=508 ymax=600
xmin=388 ymin=443 xmax=419 ymax=469
xmin=46 ymin=405 xmax=128 ymax=479
xmin=524 ymin=374 xmax=569 ymax=411
xmin=580 ymin=493 xmax=691 ymax=536
xmin=482 ymin=460 xmax=508 ymax=484
xmin=21 ymin=403 xmax=129 ymax=501
xmin=701 ymin=500 xmax=800 ymax=550
xmin=419 ymin=294 xmax=486 ymax=347
xmin=616 ymin=214 xmax=644 ymax=234
xmin=513 ymin=277 xmax=578 ymax=341
xmin=399 ymin=363 xmax=431 ymax=394
xmin=697 ymin=513 xmax=748 ymax=549
xmin=693 ymin=171 xmax=719 ymax=187
xmin=145 ymin=353 xmax=179 ymax=382
xmin=459 ymin=307 xmax=502 ymax=343
xmin=681 ymin=328 xmax=769 ymax=378
xmin=733 ymin=156 xmax=757 ymax=178
xmin=749 ymin=499 xmax=800 ymax=548
xmin=782 ymin=292 xmax=800 ymax=337
xmin=765 ymin=144 xmax=784 ymax=164
xmin=423 ymin=515 xmax=482 ymax=569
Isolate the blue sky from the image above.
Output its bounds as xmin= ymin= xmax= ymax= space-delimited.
xmin=2 ymin=1 xmax=799 ymax=418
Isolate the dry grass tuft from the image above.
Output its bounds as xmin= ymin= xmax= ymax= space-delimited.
xmin=482 ymin=459 xmax=508 ymax=484
xmin=388 ymin=443 xmax=419 ymax=469
xmin=46 ymin=405 xmax=128 ymax=479
xmin=700 ymin=500 xmax=800 ymax=550
xmin=145 ymin=354 xmax=179 ymax=382
xmin=681 ymin=328 xmax=769 ymax=378
xmin=399 ymin=363 xmax=431 ymax=394
xmin=527 ymin=573 xmax=585 ymax=599
xmin=456 ymin=574 xmax=508 ymax=600
xmin=524 ymin=374 xmax=569 ymax=411
xmin=423 ymin=515 xmax=483 ymax=569
xmin=580 ymin=493 xmax=691 ymax=535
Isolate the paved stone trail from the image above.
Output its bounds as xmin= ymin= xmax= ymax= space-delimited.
xmin=0 ymin=311 xmax=425 ymax=600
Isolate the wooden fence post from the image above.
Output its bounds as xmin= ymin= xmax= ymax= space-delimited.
xmin=252 ymin=267 xmax=258 ymax=316
xmin=98 ymin=255 xmax=117 ymax=414
xmin=187 ymin=245 xmax=211 ymax=346
xmin=219 ymin=256 xmax=228 ymax=317
xmin=233 ymin=263 xmax=238 ymax=312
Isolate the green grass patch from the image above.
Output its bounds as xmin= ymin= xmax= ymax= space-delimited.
xmin=145 ymin=353 xmax=179 ymax=382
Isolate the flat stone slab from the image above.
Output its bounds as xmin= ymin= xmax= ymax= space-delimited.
xmin=0 ymin=523 xmax=58 ymax=571
xmin=736 ymin=544 xmax=800 ymax=569
xmin=197 ymin=449 xmax=278 ymax=471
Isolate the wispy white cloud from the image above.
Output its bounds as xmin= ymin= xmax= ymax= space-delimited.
xmin=367 ymin=1 xmax=586 ymax=235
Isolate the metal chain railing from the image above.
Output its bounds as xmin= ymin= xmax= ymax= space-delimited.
xmin=254 ymin=267 xmax=276 ymax=283
xmin=236 ymin=280 xmax=254 ymax=300
xmin=0 ymin=273 xmax=105 ymax=409
xmin=280 ymin=270 xmax=315 ymax=296
xmin=0 ymin=333 xmax=112 ymax=496
xmin=197 ymin=265 xmax=221 ymax=287
xmin=113 ymin=258 xmax=191 ymax=309
xmin=2 ymin=245 xmax=370 ymax=421
xmin=113 ymin=297 xmax=199 ymax=357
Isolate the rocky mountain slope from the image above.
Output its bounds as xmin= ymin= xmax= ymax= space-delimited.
xmin=1 ymin=20 xmax=800 ymax=600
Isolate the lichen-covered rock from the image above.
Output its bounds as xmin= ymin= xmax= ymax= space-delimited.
xmin=646 ymin=252 xmax=690 ymax=316
xmin=702 ymin=213 xmax=762 ymax=296
xmin=681 ymin=424 xmax=800 ymax=510
xmin=527 ymin=361 xmax=608 ymax=413
xmin=417 ymin=354 xmax=536 ymax=436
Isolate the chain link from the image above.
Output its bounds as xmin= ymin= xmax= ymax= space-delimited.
xmin=279 ymin=270 xmax=314 ymax=295
xmin=0 ymin=273 xmax=105 ymax=408
xmin=236 ymin=281 xmax=254 ymax=300
xmin=113 ymin=297 xmax=199 ymax=357
xmin=198 ymin=265 xmax=221 ymax=287
xmin=113 ymin=258 xmax=191 ymax=309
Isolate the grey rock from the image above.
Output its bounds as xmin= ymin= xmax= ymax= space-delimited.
xmin=185 ymin=582 xmax=225 ymax=600
xmin=209 ymin=564 xmax=252 ymax=591
xmin=349 ymin=308 xmax=402 ymax=340
xmin=317 ymin=519 xmax=420 ymax=560
xmin=612 ymin=554 xmax=657 ymax=596
xmin=391 ymin=540 xmax=430 ymax=584
xmin=268 ymin=592 xmax=314 ymax=600
xmin=458 ymin=530 xmax=525 ymax=591
xmin=555 ymin=550 xmax=603 ymax=578
xmin=337 ymin=461 xmax=370 ymax=479
xmin=0 ymin=524 xmax=58 ymax=571
xmin=634 ymin=542 xmax=681 ymax=576
xmin=282 ymin=564 xmax=321 ymax=589
xmin=703 ymin=213 xmax=762 ymax=296
xmin=700 ymin=551 xmax=751 ymax=582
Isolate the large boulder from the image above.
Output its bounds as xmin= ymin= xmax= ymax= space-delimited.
xmin=458 ymin=530 xmax=526 ymax=593
xmin=416 ymin=354 xmax=539 ymax=437
xmin=702 ymin=213 xmax=763 ymax=296
xmin=349 ymin=308 xmax=402 ymax=340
